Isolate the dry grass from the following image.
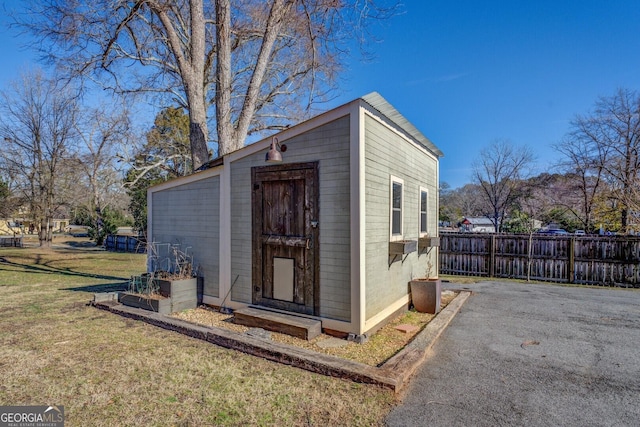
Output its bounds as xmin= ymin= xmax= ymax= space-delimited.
xmin=440 ymin=274 xmax=481 ymax=285
xmin=174 ymin=291 xmax=457 ymax=367
xmin=0 ymin=240 xmax=395 ymax=426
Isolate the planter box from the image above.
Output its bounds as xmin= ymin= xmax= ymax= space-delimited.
xmin=156 ymin=277 xmax=198 ymax=312
xmin=389 ymin=240 xmax=417 ymax=255
xmin=409 ymin=278 xmax=441 ymax=314
xmin=119 ymin=293 xmax=172 ymax=315
xmin=120 ymin=277 xmax=198 ymax=314
xmin=419 ymin=236 xmax=440 ymax=249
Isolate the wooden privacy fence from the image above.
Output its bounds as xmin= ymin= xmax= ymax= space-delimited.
xmin=105 ymin=234 xmax=146 ymax=253
xmin=440 ymin=232 xmax=640 ymax=287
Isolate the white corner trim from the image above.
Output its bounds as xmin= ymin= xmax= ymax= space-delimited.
xmin=146 ymin=185 xmax=153 ymax=273
xmin=349 ymin=102 xmax=366 ymax=335
xmin=218 ymin=161 xmax=232 ymax=307
xmin=363 ymin=294 xmax=411 ymax=334
xmin=435 ymin=159 xmax=440 ymax=275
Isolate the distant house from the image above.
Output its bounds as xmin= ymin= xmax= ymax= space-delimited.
xmin=22 ymin=218 xmax=71 ymax=234
xmin=461 ymin=217 xmax=496 ymax=233
xmin=147 ymin=92 xmax=444 ymax=338
xmin=51 ymin=218 xmax=69 ymax=233
xmin=0 ymin=220 xmax=23 ymax=236
xmin=0 ymin=219 xmax=70 ymax=235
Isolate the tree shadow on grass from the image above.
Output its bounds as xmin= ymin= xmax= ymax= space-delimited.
xmin=58 ymin=240 xmax=101 ymax=249
xmin=64 ymin=282 xmax=130 ymax=293
xmin=0 ymin=255 xmax=128 ymax=282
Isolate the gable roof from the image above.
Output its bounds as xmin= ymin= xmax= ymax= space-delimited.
xmin=193 ymin=91 xmax=443 ymax=174
xmin=361 ymin=92 xmax=444 ymax=158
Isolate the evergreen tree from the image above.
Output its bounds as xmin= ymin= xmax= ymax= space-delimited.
xmin=125 ymin=107 xmax=192 ymax=235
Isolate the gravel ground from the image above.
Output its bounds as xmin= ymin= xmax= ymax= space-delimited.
xmin=172 ymin=290 xmax=458 ymax=366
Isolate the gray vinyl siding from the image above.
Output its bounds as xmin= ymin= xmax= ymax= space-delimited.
xmin=229 ymin=115 xmax=352 ymax=321
xmin=151 ymin=175 xmax=220 ymax=297
xmin=364 ymin=114 xmax=439 ymax=320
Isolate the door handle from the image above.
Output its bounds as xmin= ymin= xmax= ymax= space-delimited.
xmin=306 ymin=239 xmax=310 ymax=250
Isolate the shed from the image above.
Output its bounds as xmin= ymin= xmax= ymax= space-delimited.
xmin=148 ymin=92 xmax=444 ymax=338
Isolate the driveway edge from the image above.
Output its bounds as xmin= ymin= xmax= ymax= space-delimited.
xmin=380 ymin=290 xmax=471 ymax=390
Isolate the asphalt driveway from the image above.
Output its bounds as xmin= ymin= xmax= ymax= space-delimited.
xmin=386 ymin=280 xmax=640 ymax=426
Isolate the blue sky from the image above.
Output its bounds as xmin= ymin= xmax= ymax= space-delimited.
xmin=1 ymin=1 xmax=640 ymax=188
xmin=330 ymin=0 xmax=640 ymax=188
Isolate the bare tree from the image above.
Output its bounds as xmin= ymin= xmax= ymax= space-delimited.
xmin=566 ymin=89 xmax=640 ymax=234
xmin=20 ymin=0 xmax=395 ymax=170
xmin=0 ymin=179 xmax=12 ymax=219
xmin=439 ymin=183 xmax=487 ymax=226
xmin=0 ymin=70 xmax=79 ymax=246
xmin=472 ymin=139 xmax=535 ymax=232
xmin=72 ymin=104 xmax=133 ymax=243
xmin=553 ymin=126 xmax=608 ymax=232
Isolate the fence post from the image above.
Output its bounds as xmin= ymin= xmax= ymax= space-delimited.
xmin=568 ymin=237 xmax=575 ymax=284
xmin=489 ymin=234 xmax=496 ymax=278
xmin=527 ymin=233 xmax=533 ymax=282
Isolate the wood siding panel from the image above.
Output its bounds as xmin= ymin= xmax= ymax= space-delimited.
xmin=230 ymin=116 xmax=352 ymax=321
xmin=151 ymin=176 xmax=220 ymax=297
xmin=363 ymin=115 xmax=439 ymax=320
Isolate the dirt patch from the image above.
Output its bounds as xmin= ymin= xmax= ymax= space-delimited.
xmin=173 ymin=290 xmax=458 ymax=367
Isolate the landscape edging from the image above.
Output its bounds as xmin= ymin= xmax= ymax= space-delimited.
xmin=92 ymin=290 xmax=471 ymax=393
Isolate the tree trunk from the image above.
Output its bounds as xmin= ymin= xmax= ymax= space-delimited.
xmin=187 ymin=0 xmax=209 ymax=170
xmin=215 ymin=0 xmax=233 ymax=157
xmin=188 ymin=100 xmax=209 ymax=170
xmin=232 ymin=0 xmax=294 ymax=152
xmin=152 ymin=0 xmax=209 ymax=170
xmin=39 ymin=218 xmax=51 ymax=247
xmin=217 ymin=0 xmax=294 ymax=156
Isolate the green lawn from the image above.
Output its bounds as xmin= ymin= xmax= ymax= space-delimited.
xmin=0 ymin=244 xmax=394 ymax=426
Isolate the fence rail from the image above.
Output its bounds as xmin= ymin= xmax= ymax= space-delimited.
xmin=439 ymin=232 xmax=640 ymax=287
xmin=104 ymin=234 xmax=146 ymax=253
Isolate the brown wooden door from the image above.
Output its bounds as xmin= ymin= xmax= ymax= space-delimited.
xmin=251 ymin=162 xmax=319 ymax=315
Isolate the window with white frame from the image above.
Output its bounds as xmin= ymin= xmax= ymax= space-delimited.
xmin=419 ymin=187 xmax=428 ymax=236
xmin=390 ymin=176 xmax=404 ymax=240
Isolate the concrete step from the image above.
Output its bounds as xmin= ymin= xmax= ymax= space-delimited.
xmin=233 ymin=307 xmax=322 ymax=340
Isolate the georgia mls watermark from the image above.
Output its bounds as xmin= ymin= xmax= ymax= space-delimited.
xmin=0 ymin=406 xmax=64 ymax=427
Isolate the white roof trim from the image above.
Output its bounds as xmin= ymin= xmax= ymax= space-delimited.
xmin=360 ymin=92 xmax=444 ymax=158
xmin=149 ymin=92 xmax=443 ymax=193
